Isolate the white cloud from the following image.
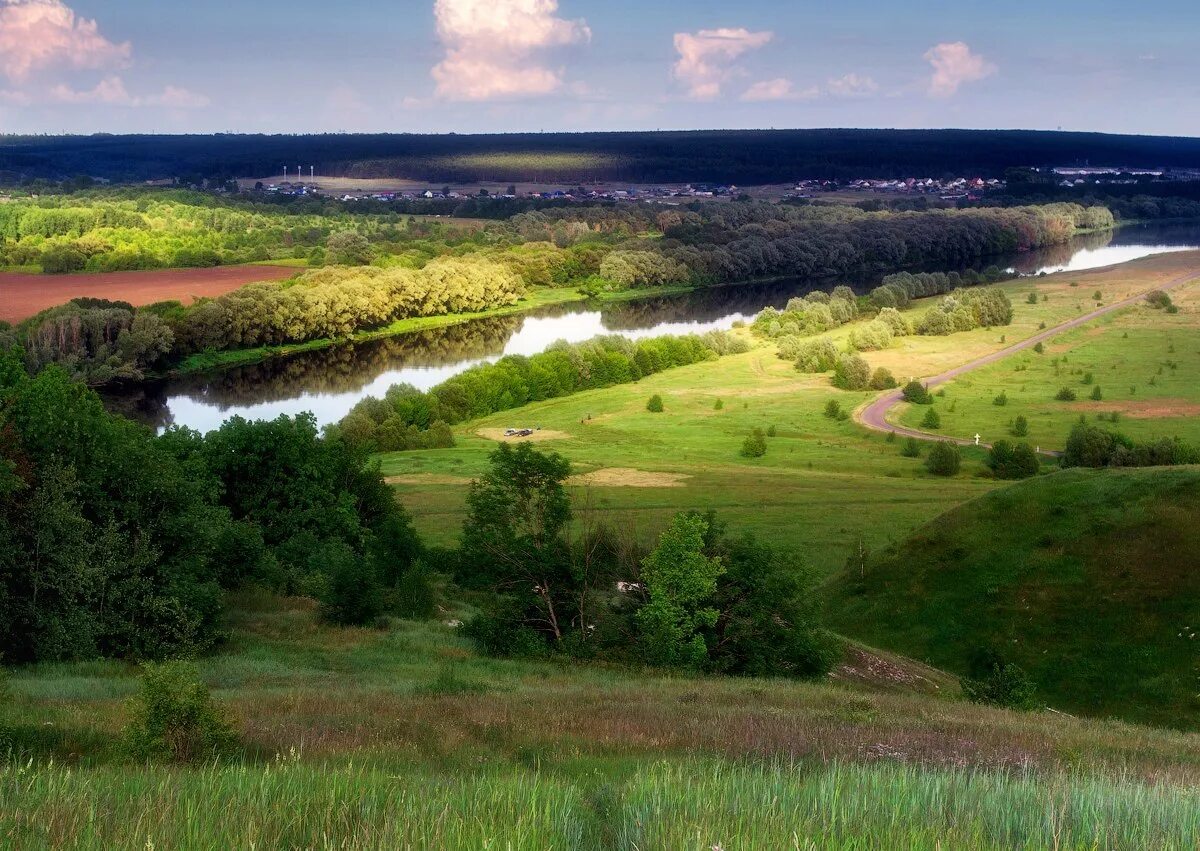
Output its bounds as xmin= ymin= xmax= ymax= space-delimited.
xmin=924 ymin=41 xmax=996 ymax=97
xmin=826 ymin=73 xmax=878 ymax=98
xmin=673 ymin=28 xmax=773 ymax=99
xmin=740 ymin=78 xmax=817 ymax=102
xmin=0 ymin=0 xmax=130 ymax=82
xmin=49 ymin=76 xmax=209 ymax=108
xmin=432 ymin=0 xmax=590 ymax=100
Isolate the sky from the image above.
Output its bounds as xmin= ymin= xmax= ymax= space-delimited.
xmin=0 ymin=0 xmax=1197 ymax=136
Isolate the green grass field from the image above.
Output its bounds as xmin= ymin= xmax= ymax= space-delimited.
xmin=384 ymin=251 xmax=1200 ymax=576
xmin=827 ymin=466 xmax=1200 ymax=729
xmin=6 ymin=591 xmax=1200 ymax=848
xmin=8 ymin=250 xmax=1200 ymax=848
xmin=894 ymin=277 xmax=1200 ymax=449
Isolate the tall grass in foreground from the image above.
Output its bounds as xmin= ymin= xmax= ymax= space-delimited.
xmin=617 ymin=760 xmax=1200 ymax=850
xmin=2 ymin=758 xmax=1198 ymax=849
xmin=0 ymin=761 xmax=584 ymax=850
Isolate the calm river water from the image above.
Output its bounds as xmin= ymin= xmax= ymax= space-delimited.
xmin=101 ymin=223 xmax=1200 ymax=433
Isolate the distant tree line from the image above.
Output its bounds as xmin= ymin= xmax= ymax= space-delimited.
xmin=6 ymin=130 xmax=1200 ymax=184
xmin=1062 ymin=423 xmax=1200 ymax=468
xmin=336 ymin=331 xmax=749 ymax=451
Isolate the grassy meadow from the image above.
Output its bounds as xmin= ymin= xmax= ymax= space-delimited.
xmin=8 ymin=251 xmax=1200 ymax=848
xmin=6 ymin=591 xmax=1200 ymax=849
xmin=894 ymin=272 xmax=1200 ymax=449
xmin=384 ymin=250 xmax=1200 ymax=576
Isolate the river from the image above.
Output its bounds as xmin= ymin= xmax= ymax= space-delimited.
xmin=101 ymin=222 xmax=1200 ymax=433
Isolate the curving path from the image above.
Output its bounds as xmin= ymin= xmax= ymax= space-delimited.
xmin=854 ymin=265 xmax=1200 ymax=453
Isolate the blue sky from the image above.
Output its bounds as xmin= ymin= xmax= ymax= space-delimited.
xmin=0 ymin=0 xmax=1197 ymax=136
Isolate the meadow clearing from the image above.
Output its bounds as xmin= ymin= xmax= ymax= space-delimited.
xmin=892 ymin=268 xmax=1200 ymax=449
xmin=384 ymin=250 xmax=1200 ymax=576
xmin=6 ymin=591 xmax=1200 ymax=849
xmin=8 ymin=251 xmax=1200 ymax=849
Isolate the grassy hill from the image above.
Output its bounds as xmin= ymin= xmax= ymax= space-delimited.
xmin=827 ymin=467 xmax=1200 ymax=729
xmin=6 ymin=592 xmax=1200 ymax=848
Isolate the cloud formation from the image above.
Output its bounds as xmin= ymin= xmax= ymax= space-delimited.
xmin=924 ymin=41 xmax=996 ymax=97
xmin=0 ymin=0 xmax=130 ymax=82
xmin=432 ymin=0 xmax=590 ymax=100
xmin=740 ymin=78 xmax=817 ymax=102
xmin=49 ymin=76 xmax=209 ymax=108
xmin=673 ymin=28 xmax=773 ymax=99
xmin=826 ymin=73 xmax=878 ymax=98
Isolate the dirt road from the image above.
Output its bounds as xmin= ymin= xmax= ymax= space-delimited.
xmin=854 ymin=265 xmax=1200 ymax=451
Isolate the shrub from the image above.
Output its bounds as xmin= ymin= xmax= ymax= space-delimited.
xmin=1033 ymin=342 xmax=1045 ymax=354
xmin=876 ymin=307 xmax=912 ymax=337
xmin=317 ymin=542 xmax=383 ymax=626
xmin=902 ymin=380 xmax=932 ymax=405
xmin=766 ymin=425 xmax=777 ymax=438
xmin=900 ymin=437 xmax=922 ymax=458
xmin=464 ymin=600 xmax=548 ymax=659
xmin=868 ymin=367 xmax=897 ymax=390
xmin=792 ymin=337 xmax=840 ymax=373
xmin=124 ymin=662 xmax=237 ymax=763
xmin=741 ymin=428 xmax=767 ymax=458
xmin=1082 ymin=372 xmax=1094 ymax=385
xmin=1091 ymin=385 xmax=1103 ymax=401
xmin=713 ymin=399 xmax=724 ymax=410
xmin=925 ymin=441 xmax=961 ymax=476
xmin=919 ymin=408 xmax=942 ymax=430
xmin=847 ymin=320 xmax=893 ymax=351
xmin=1012 ymin=415 xmax=1029 ymax=437
xmin=1146 ymin=290 xmax=1174 ymax=310
xmin=986 ymin=440 xmax=1040 ymax=480
xmin=1055 ymin=387 xmax=1077 ymax=402
xmin=832 ymin=353 xmax=871 ymax=390
xmin=823 ymin=399 xmax=843 ymax=419
xmin=1026 ymin=292 xmax=1039 ymax=304
xmin=961 ymin=651 xmax=1037 ymax=710
xmin=647 ymin=394 xmax=664 ymax=413
xmin=993 ymin=391 xmax=1008 ymax=406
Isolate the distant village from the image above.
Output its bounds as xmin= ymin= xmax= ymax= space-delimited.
xmin=246 ymin=165 xmax=1200 ymax=205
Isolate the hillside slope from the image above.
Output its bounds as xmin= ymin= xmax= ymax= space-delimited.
xmin=827 ymin=467 xmax=1200 ymax=729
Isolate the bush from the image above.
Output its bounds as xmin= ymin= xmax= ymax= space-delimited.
xmin=832 ymin=353 xmax=871 ymax=390
xmin=317 ymin=542 xmax=383 ymax=626
xmin=961 ymin=651 xmax=1037 ymax=710
xmin=713 ymin=399 xmax=724 ymax=410
xmin=868 ymin=367 xmax=897 ymax=390
xmin=1033 ymin=342 xmax=1045 ymax=354
xmin=646 ymin=394 xmax=664 ymax=413
xmin=464 ymin=600 xmax=548 ymax=659
xmin=766 ymin=425 xmax=777 ymax=438
xmin=902 ymin=380 xmax=932 ymax=405
xmin=1055 ymin=387 xmax=1078 ymax=402
xmin=792 ymin=337 xmax=839 ymax=373
xmin=823 ymin=399 xmax=843 ymax=419
xmin=992 ymin=391 xmax=1008 ymax=406
xmin=741 ymin=428 xmax=767 ymax=458
xmin=1091 ymin=385 xmax=1103 ymax=401
xmin=900 ymin=437 xmax=922 ymax=458
xmin=1146 ymin=290 xmax=1174 ymax=310
xmin=925 ymin=441 xmax=961 ymax=476
xmin=919 ymin=408 xmax=942 ymax=430
xmin=124 ymin=662 xmax=237 ymax=763
xmin=986 ymin=440 xmax=1040 ymax=480
xmin=1026 ymin=292 xmax=1039 ymax=304
xmin=847 ymin=320 xmax=893 ymax=352
xmin=1012 ymin=415 xmax=1029 ymax=437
